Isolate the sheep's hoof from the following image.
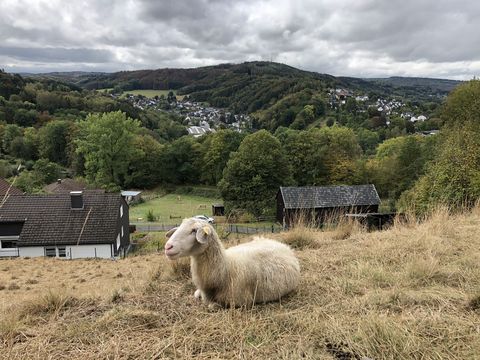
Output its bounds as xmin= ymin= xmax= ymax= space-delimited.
xmin=207 ymin=303 xmax=222 ymax=312
xmin=194 ymin=289 xmax=202 ymax=300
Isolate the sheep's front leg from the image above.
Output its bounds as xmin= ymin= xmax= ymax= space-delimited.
xmin=194 ymin=289 xmax=203 ymax=301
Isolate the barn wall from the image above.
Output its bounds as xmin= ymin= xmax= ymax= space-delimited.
xmin=285 ymin=205 xmax=379 ymax=228
xmin=276 ymin=192 xmax=285 ymax=224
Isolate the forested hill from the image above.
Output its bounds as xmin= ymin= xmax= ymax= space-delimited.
xmin=365 ymin=76 xmax=461 ymax=93
xmin=27 ymin=62 xmax=462 ymax=130
xmin=31 ymin=61 xmax=461 ymax=99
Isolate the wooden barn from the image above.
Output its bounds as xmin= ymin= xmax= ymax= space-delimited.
xmin=277 ymin=185 xmax=380 ymax=228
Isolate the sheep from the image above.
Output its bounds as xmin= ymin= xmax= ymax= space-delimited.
xmin=164 ymin=217 xmax=300 ymax=307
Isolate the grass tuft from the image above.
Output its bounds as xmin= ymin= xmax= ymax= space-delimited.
xmin=280 ymin=224 xmax=319 ymax=249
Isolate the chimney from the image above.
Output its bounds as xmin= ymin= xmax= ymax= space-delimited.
xmin=70 ymin=191 xmax=84 ymax=209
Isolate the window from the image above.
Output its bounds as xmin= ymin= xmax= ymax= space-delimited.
xmin=0 ymin=240 xmax=17 ymax=248
xmin=121 ymin=226 xmax=124 ymax=237
xmin=58 ymin=246 xmax=66 ymax=258
xmin=116 ymin=234 xmax=121 ymax=250
xmin=45 ymin=247 xmax=56 ymax=257
xmin=120 ymin=205 xmax=123 ymax=218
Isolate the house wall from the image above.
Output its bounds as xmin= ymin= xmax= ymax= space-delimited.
xmin=18 ymin=247 xmax=45 ymax=257
xmin=117 ymin=198 xmax=130 ymax=256
xmin=18 ymin=244 xmax=113 ymax=259
xmin=0 ymin=248 xmax=19 ymax=257
xmin=68 ymin=244 xmax=112 ymax=259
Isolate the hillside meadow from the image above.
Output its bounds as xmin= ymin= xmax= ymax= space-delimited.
xmin=1 ymin=208 xmax=480 ymax=359
xmin=129 ymin=192 xmax=222 ymax=223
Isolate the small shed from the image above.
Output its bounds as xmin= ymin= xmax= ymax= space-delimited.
xmin=212 ymin=204 xmax=225 ymax=216
xmin=121 ymin=190 xmax=142 ymax=205
xmin=277 ymin=185 xmax=381 ymax=228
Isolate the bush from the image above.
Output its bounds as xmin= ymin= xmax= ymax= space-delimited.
xmin=146 ymin=209 xmax=156 ymax=222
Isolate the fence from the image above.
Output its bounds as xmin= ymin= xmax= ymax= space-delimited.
xmin=133 ymin=223 xmax=284 ymax=234
xmin=225 ymin=224 xmax=283 ymax=234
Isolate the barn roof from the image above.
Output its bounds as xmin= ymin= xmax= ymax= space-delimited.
xmin=279 ymin=185 xmax=380 ymax=209
xmin=0 ymin=191 xmax=123 ymax=247
xmin=0 ymin=178 xmax=23 ymax=196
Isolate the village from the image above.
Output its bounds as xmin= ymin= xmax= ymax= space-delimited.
xmin=329 ymin=88 xmax=431 ymax=122
xmin=123 ymin=93 xmax=252 ymax=137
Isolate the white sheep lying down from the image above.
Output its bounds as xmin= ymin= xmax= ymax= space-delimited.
xmin=164 ymin=217 xmax=300 ymax=307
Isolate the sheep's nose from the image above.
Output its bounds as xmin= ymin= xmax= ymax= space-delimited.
xmin=165 ymin=243 xmax=174 ymax=251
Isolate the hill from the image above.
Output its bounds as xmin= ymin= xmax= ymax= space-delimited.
xmin=1 ymin=208 xmax=479 ymax=358
xmin=366 ymin=76 xmax=461 ymax=93
xmin=27 ymin=62 xmax=461 ymax=130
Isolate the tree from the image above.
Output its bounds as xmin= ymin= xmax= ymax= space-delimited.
xmin=201 ymin=130 xmax=244 ymax=185
xmin=398 ymin=80 xmax=480 ymax=214
xmin=368 ymin=135 xmax=432 ymax=204
xmin=75 ymin=111 xmax=140 ymax=188
xmin=125 ymin=135 xmax=166 ymax=188
xmin=38 ymin=120 xmax=72 ymax=165
xmin=219 ymin=130 xmax=293 ymax=217
xmin=316 ymin=126 xmax=363 ymax=184
xmin=280 ymin=129 xmax=327 ymax=186
xmin=32 ymin=159 xmax=63 ymax=184
xmin=355 ymin=128 xmax=380 ymax=154
xmin=2 ymin=124 xmax=22 ymax=154
xmin=163 ymin=136 xmax=201 ymax=184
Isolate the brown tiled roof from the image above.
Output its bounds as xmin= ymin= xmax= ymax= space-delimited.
xmin=43 ymin=178 xmax=87 ymax=194
xmin=0 ymin=191 xmax=123 ymax=246
xmin=279 ymin=185 xmax=380 ymax=209
xmin=0 ymin=178 xmax=23 ymax=196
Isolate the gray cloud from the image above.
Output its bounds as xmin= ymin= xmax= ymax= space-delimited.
xmin=0 ymin=0 xmax=479 ymax=79
xmin=0 ymin=46 xmax=114 ymax=63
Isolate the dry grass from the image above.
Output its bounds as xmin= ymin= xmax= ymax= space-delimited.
xmin=1 ymin=208 xmax=480 ymax=359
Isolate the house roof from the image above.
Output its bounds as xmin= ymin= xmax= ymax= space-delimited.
xmin=43 ymin=178 xmax=87 ymax=194
xmin=0 ymin=178 xmax=23 ymax=196
xmin=279 ymin=185 xmax=380 ymax=209
xmin=0 ymin=191 xmax=123 ymax=247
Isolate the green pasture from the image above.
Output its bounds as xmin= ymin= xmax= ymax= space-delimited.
xmin=130 ymin=193 xmax=221 ymax=224
xmin=122 ymin=89 xmax=185 ymax=100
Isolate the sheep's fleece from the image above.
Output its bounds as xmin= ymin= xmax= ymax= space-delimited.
xmin=165 ymin=218 xmax=300 ymax=307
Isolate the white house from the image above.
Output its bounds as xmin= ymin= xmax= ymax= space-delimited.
xmin=0 ymin=191 xmax=130 ymax=259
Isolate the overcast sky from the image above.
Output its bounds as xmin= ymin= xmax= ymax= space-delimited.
xmin=1 ymin=0 xmax=479 ymax=79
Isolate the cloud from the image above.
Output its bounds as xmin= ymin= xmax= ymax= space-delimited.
xmin=0 ymin=46 xmax=114 ymax=63
xmin=0 ymin=0 xmax=479 ymax=79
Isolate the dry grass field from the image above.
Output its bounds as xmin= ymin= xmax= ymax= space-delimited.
xmin=1 ymin=208 xmax=480 ymax=359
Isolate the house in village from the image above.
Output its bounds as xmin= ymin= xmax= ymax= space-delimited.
xmin=0 ymin=191 xmax=130 ymax=259
xmin=277 ymin=185 xmax=381 ymax=228
xmin=43 ymin=178 xmax=88 ymax=194
xmin=0 ymin=178 xmax=23 ymax=197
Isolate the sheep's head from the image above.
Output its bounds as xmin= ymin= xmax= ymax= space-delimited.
xmin=164 ymin=218 xmax=214 ymax=260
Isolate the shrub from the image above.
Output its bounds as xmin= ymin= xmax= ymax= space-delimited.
xmin=146 ymin=209 xmax=156 ymax=222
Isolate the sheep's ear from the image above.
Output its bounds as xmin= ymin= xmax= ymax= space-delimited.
xmin=196 ymin=226 xmax=212 ymax=244
xmin=165 ymin=227 xmax=178 ymax=239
